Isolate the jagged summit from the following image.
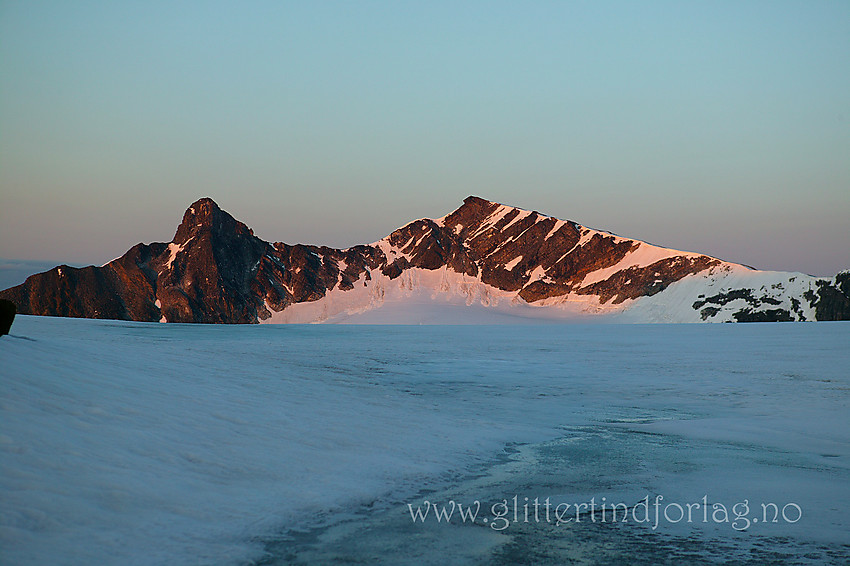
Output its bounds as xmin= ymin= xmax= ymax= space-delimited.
xmin=172 ymin=197 xmax=255 ymax=245
xmin=456 ymin=195 xmax=500 ymax=213
xmin=1 ymin=197 xmax=848 ymax=323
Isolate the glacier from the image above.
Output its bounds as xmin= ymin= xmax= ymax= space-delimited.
xmin=1 ymin=316 xmax=849 ymax=564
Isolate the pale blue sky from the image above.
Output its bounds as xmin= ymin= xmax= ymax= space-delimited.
xmin=1 ymin=1 xmax=848 ymax=276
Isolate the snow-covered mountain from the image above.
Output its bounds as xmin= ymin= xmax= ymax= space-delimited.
xmin=2 ymin=196 xmax=848 ymax=323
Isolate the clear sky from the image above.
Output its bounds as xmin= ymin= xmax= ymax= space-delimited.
xmin=1 ymin=1 xmax=848 ymax=276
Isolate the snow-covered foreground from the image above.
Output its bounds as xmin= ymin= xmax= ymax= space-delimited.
xmin=1 ymin=316 xmax=849 ymax=564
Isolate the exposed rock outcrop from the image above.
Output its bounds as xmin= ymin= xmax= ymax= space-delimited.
xmin=0 ymin=299 xmax=15 ymax=335
xmin=1 ymin=196 xmax=847 ymax=324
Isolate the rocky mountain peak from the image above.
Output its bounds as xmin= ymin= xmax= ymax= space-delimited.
xmin=2 ymin=196 xmax=848 ymax=324
xmin=462 ymin=195 xmax=494 ymax=207
xmin=172 ymin=197 xmax=254 ymax=245
xmin=447 ymin=196 xmax=501 ymax=224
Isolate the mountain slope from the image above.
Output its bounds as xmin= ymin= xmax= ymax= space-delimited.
xmin=2 ymin=197 xmax=848 ymax=323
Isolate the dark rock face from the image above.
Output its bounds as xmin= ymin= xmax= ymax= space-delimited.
xmin=693 ymin=289 xmax=761 ymax=311
xmin=699 ymin=306 xmax=721 ymax=321
xmin=0 ymin=199 xmax=273 ymax=324
xmin=579 ymin=255 xmax=720 ymax=305
xmin=0 ymin=299 xmax=15 ymax=335
xmin=732 ymin=308 xmax=794 ymax=323
xmin=1 ymin=196 xmax=847 ymax=323
xmin=154 ymin=198 xmax=269 ymax=323
xmin=807 ymin=272 xmax=850 ymax=321
xmin=692 ymin=279 xmax=850 ymax=323
xmin=0 ymin=263 xmax=141 ymax=320
xmin=693 ymin=288 xmax=806 ymax=322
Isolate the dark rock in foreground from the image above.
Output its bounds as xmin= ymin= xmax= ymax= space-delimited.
xmin=0 ymin=299 xmax=15 ymax=335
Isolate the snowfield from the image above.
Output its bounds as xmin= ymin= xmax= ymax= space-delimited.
xmin=261 ymin=262 xmax=825 ymax=324
xmin=1 ymin=316 xmax=849 ymax=564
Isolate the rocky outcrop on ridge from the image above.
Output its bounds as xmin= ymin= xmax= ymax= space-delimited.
xmin=2 ymin=196 xmax=847 ymax=323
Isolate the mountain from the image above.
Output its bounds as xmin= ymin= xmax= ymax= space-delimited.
xmin=2 ymin=196 xmax=848 ymax=323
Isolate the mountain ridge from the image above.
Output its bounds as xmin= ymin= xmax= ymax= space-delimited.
xmin=2 ymin=196 xmax=848 ymax=323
